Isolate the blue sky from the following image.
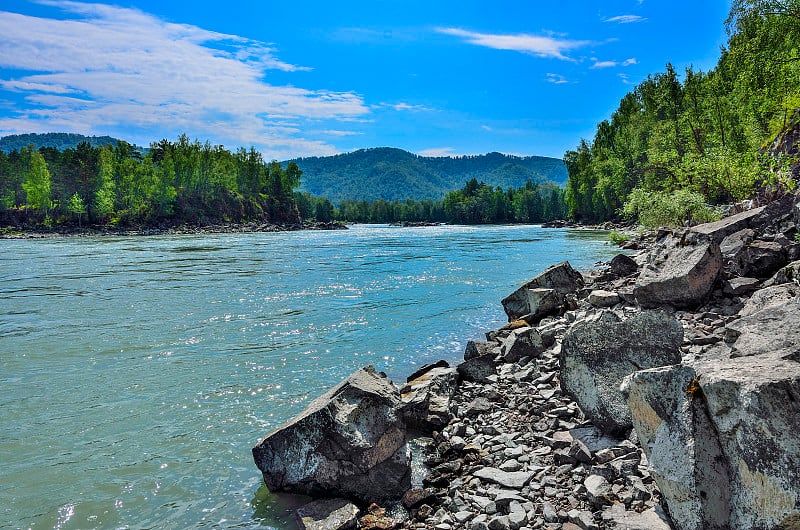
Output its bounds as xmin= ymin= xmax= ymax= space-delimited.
xmin=0 ymin=1 xmax=731 ymax=160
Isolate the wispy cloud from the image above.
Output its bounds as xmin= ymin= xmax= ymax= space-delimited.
xmin=437 ymin=27 xmax=591 ymax=61
xmin=604 ymin=15 xmax=647 ymax=24
xmin=545 ymin=73 xmax=568 ymax=84
xmin=376 ymin=102 xmax=433 ymax=112
xmin=0 ymin=1 xmax=369 ymax=158
xmin=417 ymin=147 xmax=457 ymax=157
xmin=590 ymin=57 xmax=638 ymax=69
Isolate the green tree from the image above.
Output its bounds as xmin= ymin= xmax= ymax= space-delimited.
xmin=67 ymin=192 xmax=87 ymax=226
xmin=22 ymin=148 xmax=51 ymax=214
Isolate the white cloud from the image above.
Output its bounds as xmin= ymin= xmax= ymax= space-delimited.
xmin=0 ymin=1 xmax=369 ymax=158
xmin=437 ymin=27 xmax=591 ymax=61
xmin=605 ymin=15 xmax=647 ymax=24
xmin=481 ymin=125 xmax=492 ymax=131
xmin=376 ymin=102 xmax=433 ymax=112
xmin=590 ymin=58 xmax=638 ymax=69
xmin=545 ymin=73 xmax=568 ymax=84
xmin=417 ymin=147 xmax=457 ymax=157
xmin=591 ymin=61 xmax=618 ymax=69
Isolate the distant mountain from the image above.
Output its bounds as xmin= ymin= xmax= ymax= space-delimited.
xmin=288 ymin=147 xmax=567 ymax=203
xmin=0 ymin=132 xmax=129 ymax=153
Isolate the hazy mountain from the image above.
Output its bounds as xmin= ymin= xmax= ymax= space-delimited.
xmin=0 ymin=132 xmax=131 ymax=153
xmin=289 ymin=147 xmax=567 ymax=203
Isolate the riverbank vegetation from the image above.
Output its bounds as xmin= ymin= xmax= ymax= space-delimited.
xmin=0 ymin=135 xmax=303 ymax=228
xmin=564 ymin=0 xmax=800 ymax=226
xmin=294 ymin=178 xmax=567 ymax=225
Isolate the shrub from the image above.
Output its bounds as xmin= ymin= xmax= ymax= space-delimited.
xmin=622 ymin=188 xmax=722 ymax=228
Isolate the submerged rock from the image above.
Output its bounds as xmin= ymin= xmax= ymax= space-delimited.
xmin=252 ymin=366 xmax=410 ymax=503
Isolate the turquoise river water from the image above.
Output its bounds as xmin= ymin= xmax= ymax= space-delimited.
xmin=0 ymin=224 xmax=617 ymax=529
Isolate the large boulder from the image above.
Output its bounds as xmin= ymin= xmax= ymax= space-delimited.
xmin=501 ymin=261 xmax=584 ymax=321
xmin=634 ymin=233 xmax=722 ymax=309
xmin=499 ymin=326 xmax=545 ymax=363
xmin=622 ymin=364 xmax=731 ymax=530
xmin=560 ymin=310 xmax=683 ymax=436
xmin=690 ymin=205 xmax=767 ymax=243
xmin=252 ymin=366 xmax=410 ymax=503
xmin=624 ymin=294 xmax=800 ymax=530
xmin=724 ymin=296 xmax=800 ymax=357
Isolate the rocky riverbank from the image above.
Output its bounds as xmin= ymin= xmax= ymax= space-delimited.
xmin=252 ymin=193 xmax=800 ymax=530
xmin=0 ymin=220 xmax=347 ymax=239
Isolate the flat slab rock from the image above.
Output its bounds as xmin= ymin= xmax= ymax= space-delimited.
xmin=472 ymin=467 xmax=534 ymax=489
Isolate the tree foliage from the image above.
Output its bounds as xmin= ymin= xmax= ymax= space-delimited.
xmin=295 ymin=178 xmax=567 ymax=225
xmin=565 ymin=0 xmax=800 ymax=225
xmin=0 ymin=137 xmax=303 ymax=227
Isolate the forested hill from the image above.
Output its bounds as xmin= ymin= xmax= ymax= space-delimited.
xmin=289 ymin=147 xmax=567 ymax=203
xmin=0 ymin=133 xmax=132 ymax=153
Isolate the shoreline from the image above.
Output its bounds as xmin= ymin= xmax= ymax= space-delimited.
xmin=255 ymin=194 xmax=800 ymax=530
xmin=0 ymin=220 xmax=348 ymax=239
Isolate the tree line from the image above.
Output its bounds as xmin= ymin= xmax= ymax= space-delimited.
xmin=564 ymin=0 xmax=800 ymax=226
xmin=0 ymin=135 xmax=303 ymax=227
xmin=294 ymin=178 xmax=567 ymax=225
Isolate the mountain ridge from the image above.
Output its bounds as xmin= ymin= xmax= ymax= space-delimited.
xmin=289 ymin=147 xmax=567 ymax=203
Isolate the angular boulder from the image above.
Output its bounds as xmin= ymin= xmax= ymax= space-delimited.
xmin=560 ymin=311 xmax=683 ymax=435
xmin=252 ymin=366 xmax=410 ymax=503
xmin=690 ymin=205 xmax=767 ymax=243
xmin=634 ymin=234 xmax=722 ymax=309
xmin=499 ymin=326 xmax=545 ymax=363
xmin=400 ymin=364 xmax=457 ymax=431
xmin=741 ymin=240 xmax=787 ymax=278
xmin=724 ymin=296 xmax=800 ymax=357
xmin=501 ymin=261 xmax=584 ymax=321
xmin=622 ymin=364 xmax=731 ymax=530
xmin=296 ymin=498 xmax=360 ymax=530
xmin=609 ymin=253 xmax=638 ymax=277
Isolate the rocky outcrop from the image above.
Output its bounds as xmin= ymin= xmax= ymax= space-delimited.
xmin=560 ymin=310 xmax=683 ymax=435
xmin=252 ymin=366 xmax=410 ymax=503
xmin=501 ymin=261 xmax=584 ymax=321
xmin=634 ymin=233 xmax=722 ymax=309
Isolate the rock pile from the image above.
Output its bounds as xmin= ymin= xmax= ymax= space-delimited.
xmin=252 ymin=193 xmax=800 ymax=530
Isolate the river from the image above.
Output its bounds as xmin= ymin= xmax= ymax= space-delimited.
xmin=0 ymin=224 xmax=617 ymax=529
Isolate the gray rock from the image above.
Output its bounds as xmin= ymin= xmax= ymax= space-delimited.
xmin=698 ymin=353 xmax=800 ymax=530
xmin=473 ymin=468 xmax=534 ymax=489
xmin=742 ymin=240 xmax=786 ymax=278
xmin=587 ymin=290 xmax=621 ymax=308
xmin=600 ymin=503 xmax=673 ymax=530
xmin=724 ymin=297 xmax=800 ymax=357
xmin=401 ymin=366 xmax=458 ymax=430
xmin=622 ymin=364 xmax=732 ymax=530
xmin=252 ymin=366 xmax=410 ymax=503
xmin=610 ymin=253 xmax=638 ymax=277
xmin=739 ymin=283 xmax=799 ymax=316
xmin=766 ymin=259 xmax=800 ymax=286
xmin=722 ymin=276 xmax=760 ymax=296
xmin=691 ymin=205 xmax=767 ymax=243
xmin=584 ymin=475 xmax=613 ymax=507
xmin=295 ymin=498 xmax=359 ymax=530
xmin=560 ymin=311 xmax=683 ymax=435
xmin=499 ymin=327 xmax=545 ymax=363
xmin=501 ymin=261 xmax=584 ymax=321
xmin=465 ymin=340 xmax=498 ymax=360
xmin=458 ymin=354 xmax=497 ymax=384
xmin=634 ymin=234 xmax=722 ymax=309
xmin=488 ymin=515 xmax=511 ymax=530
